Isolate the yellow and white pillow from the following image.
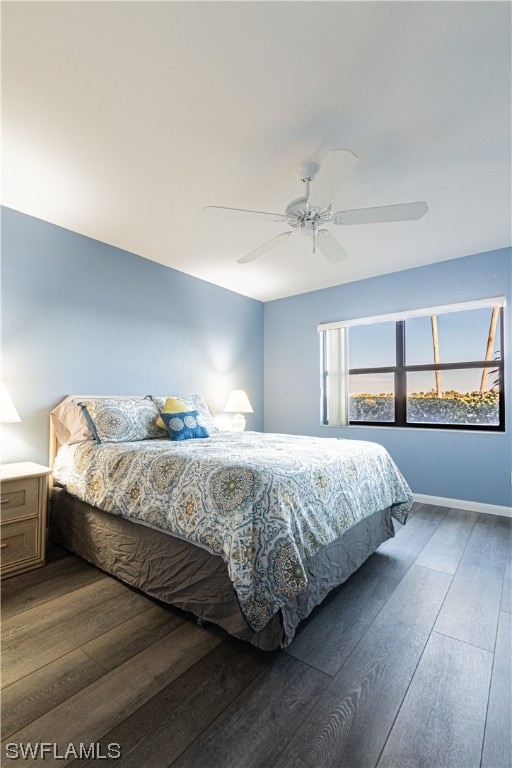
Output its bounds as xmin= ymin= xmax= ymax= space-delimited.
xmin=153 ymin=394 xmax=218 ymax=434
xmin=155 ymin=397 xmax=189 ymax=430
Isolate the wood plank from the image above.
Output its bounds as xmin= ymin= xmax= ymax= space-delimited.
xmin=434 ymin=513 xmax=511 ymax=651
xmin=80 ymin=603 xmax=184 ymax=672
xmin=1 ymin=623 xmax=224 ymax=768
xmin=2 ymin=605 xmax=185 ymax=737
xmin=501 ymin=551 xmax=511 ymax=613
xmin=414 ymin=507 xmax=478 ymax=574
xmin=172 ymin=652 xmax=329 ymax=768
xmin=402 ymin=500 xmax=424 ymax=517
xmin=287 ymin=503 xmax=448 ymax=675
xmin=377 ymin=631 xmax=493 ymax=768
xmin=274 ymin=565 xmax=452 ymax=768
xmin=1 ymin=589 xmax=153 ymax=687
xmin=1 ymin=549 xmax=85 ymax=595
xmin=85 ymin=639 xmax=273 ymax=768
xmin=380 ymin=503 xmax=449 ymax=561
xmin=1 ymin=576 xmax=128 ymax=648
xmin=1 ymin=649 xmax=105 ymax=739
xmin=1 ymin=557 xmax=104 ymax=620
xmin=285 ymin=551 xmax=416 ymax=678
xmin=481 ymin=610 xmax=512 ymax=768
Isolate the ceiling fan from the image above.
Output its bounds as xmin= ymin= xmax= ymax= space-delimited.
xmin=204 ymin=149 xmax=428 ymax=264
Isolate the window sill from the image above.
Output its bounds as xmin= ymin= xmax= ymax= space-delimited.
xmin=321 ymin=423 xmax=508 ymax=435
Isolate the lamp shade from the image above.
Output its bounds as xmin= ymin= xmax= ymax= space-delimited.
xmin=224 ymin=390 xmax=253 ymax=414
xmin=0 ymin=383 xmax=21 ymax=423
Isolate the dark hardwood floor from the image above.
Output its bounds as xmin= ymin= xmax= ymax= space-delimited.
xmin=1 ymin=503 xmax=511 ymax=768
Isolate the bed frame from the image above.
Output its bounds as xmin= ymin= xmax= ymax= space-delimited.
xmin=48 ymin=397 xmax=396 ymax=650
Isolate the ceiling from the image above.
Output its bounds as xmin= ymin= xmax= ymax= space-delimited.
xmin=2 ymin=1 xmax=511 ymax=302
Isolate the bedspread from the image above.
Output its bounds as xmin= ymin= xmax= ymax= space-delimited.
xmin=56 ymin=432 xmax=413 ymax=630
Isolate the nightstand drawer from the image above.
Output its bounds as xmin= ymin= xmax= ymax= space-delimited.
xmin=0 ymin=518 xmax=38 ymax=567
xmin=0 ymin=463 xmax=50 ymax=578
xmin=0 ymin=477 xmax=39 ymax=522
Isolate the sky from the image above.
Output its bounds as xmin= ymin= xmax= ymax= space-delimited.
xmin=348 ymin=306 xmax=501 ymax=395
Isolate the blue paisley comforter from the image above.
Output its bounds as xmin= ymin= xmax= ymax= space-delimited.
xmin=57 ymin=432 xmax=413 ymax=631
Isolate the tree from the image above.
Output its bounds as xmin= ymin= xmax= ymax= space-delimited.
xmin=480 ymin=306 xmax=500 ymax=393
xmin=431 ymin=315 xmax=442 ymax=397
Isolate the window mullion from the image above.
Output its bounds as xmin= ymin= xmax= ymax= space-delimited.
xmin=395 ymin=321 xmax=406 ymax=426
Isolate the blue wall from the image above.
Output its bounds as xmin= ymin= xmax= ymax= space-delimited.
xmin=1 ymin=207 xmax=264 ymax=465
xmin=3 ymin=206 xmax=510 ymax=508
xmin=264 ymin=249 xmax=512 ymax=508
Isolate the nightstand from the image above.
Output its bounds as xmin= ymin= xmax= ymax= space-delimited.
xmin=0 ymin=462 xmax=51 ymax=578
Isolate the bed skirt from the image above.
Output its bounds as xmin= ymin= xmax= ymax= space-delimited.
xmin=49 ymin=488 xmax=395 ymax=650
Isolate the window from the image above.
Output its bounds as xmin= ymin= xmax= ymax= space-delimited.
xmin=319 ymin=299 xmax=505 ymax=431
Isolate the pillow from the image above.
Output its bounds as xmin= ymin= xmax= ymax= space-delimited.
xmin=155 ymin=397 xmax=189 ymax=429
xmin=153 ymin=394 xmax=217 ymax=433
xmin=79 ymin=398 xmax=166 ymax=443
xmin=160 ymin=410 xmax=210 ymax=441
xmin=51 ymin=396 xmax=95 ymax=445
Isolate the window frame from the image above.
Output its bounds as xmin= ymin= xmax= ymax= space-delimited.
xmin=319 ymin=299 xmax=506 ymax=432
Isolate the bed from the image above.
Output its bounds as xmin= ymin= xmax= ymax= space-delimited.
xmin=49 ymin=394 xmax=413 ymax=650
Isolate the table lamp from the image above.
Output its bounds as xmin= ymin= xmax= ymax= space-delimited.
xmin=224 ymin=389 xmax=253 ymax=432
xmin=0 ymin=383 xmax=21 ymax=423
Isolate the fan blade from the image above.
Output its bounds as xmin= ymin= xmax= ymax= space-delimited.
xmin=332 ymin=201 xmax=428 ymax=225
xmin=308 ymin=149 xmax=359 ymax=209
xmin=315 ymin=229 xmax=349 ymax=264
xmin=203 ymin=205 xmax=288 ymax=222
xmin=237 ymin=231 xmax=293 ymax=264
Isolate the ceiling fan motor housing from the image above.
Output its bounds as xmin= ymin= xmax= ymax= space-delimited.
xmin=285 ymin=196 xmax=308 ymax=224
xmin=297 ymin=161 xmax=321 ymax=181
xmin=285 ymin=196 xmax=325 ymax=227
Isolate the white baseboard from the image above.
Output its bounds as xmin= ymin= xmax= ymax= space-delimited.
xmin=413 ymin=493 xmax=512 ymax=519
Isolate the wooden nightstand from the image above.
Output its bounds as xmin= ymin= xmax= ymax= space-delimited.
xmin=0 ymin=462 xmax=51 ymax=579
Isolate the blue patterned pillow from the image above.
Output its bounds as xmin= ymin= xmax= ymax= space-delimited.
xmin=151 ymin=394 xmax=218 ymax=433
xmin=79 ymin=398 xmax=165 ymax=443
xmin=161 ymin=410 xmax=210 ymax=441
